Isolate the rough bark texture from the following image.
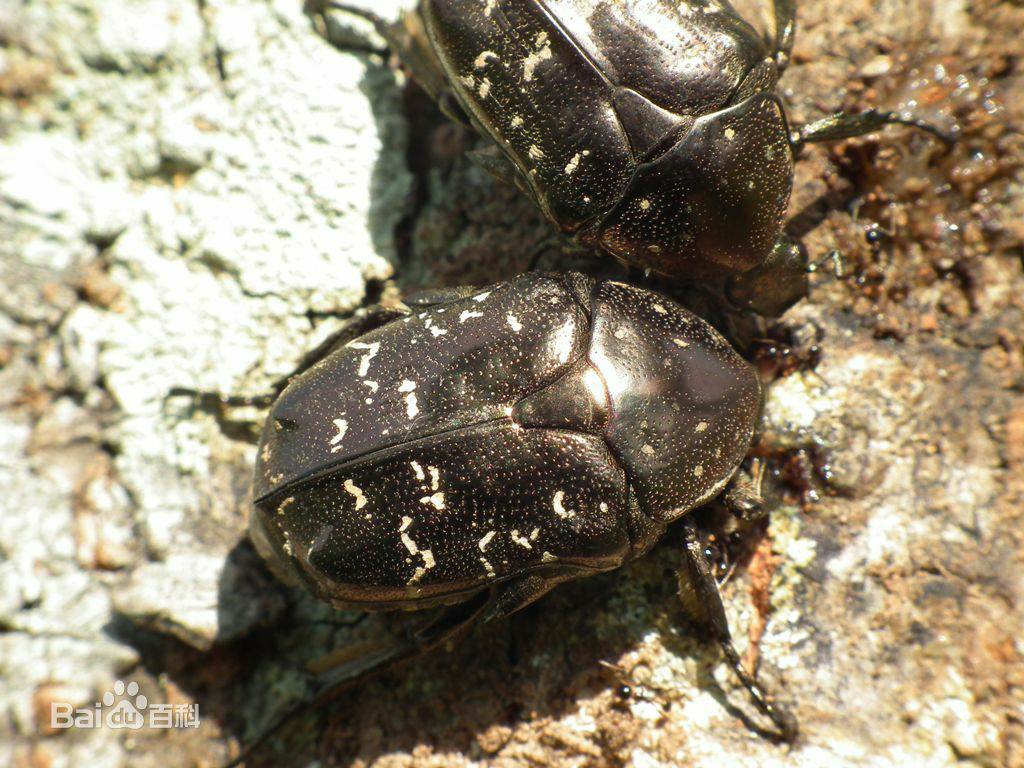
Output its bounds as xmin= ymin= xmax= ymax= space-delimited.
xmin=1 ymin=1 xmax=1022 ymax=767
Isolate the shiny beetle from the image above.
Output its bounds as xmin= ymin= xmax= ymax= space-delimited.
xmin=246 ymin=272 xmax=796 ymax=749
xmin=321 ymin=0 xmax=951 ymax=295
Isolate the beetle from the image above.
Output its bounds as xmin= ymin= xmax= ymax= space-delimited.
xmin=318 ymin=0 xmax=953 ymax=308
xmin=237 ymin=271 xmax=795 ymax=762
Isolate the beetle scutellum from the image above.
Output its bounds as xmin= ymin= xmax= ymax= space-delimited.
xmin=230 ymin=272 xmax=794 ymax=763
xmin=317 ymin=0 xmax=954 ymax=313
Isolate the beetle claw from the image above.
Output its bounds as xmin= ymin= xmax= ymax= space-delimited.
xmin=719 ymin=637 xmax=800 ymax=743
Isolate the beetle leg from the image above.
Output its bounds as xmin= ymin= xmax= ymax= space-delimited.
xmin=481 ymin=570 xmax=590 ymax=623
xmin=403 ymin=285 xmax=484 ymax=308
xmin=314 ymin=1 xmax=470 ymax=126
xmin=807 ymin=249 xmax=844 ymax=278
xmin=224 ymin=571 xmax=583 ymax=767
xmin=721 ymin=459 xmax=767 ymax=522
xmin=790 ymin=109 xmax=957 ymax=153
xmin=223 ymin=594 xmax=489 ymax=768
xmin=678 ymin=518 xmax=799 ymax=742
xmin=771 ymin=0 xmax=797 ymax=73
xmin=467 ymin=145 xmax=523 ymax=188
xmin=168 ymin=306 xmax=407 ymax=412
xmin=275 ymin=305 xmax=410 ymax=387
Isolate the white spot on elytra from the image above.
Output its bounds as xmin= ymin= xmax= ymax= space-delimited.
xmin=599 ymin=502 xmax=608 ymax=513
xmin=724 ymin=127 xmax=736 ymax=140
xmin=541 ymin=551 xmax=557 ymax=563
xmin=639 ymin=198 xmax=651 ymax=210
xmin=329 ymin=418 xmax=348 ymax=452
xmin=528 ymin=144 xmax=544 ymax=161
xmin=459 ymin=310 xmax=483 ymax=323
xmin=429 ymin=326 xmax=447 ymax=337
xmin=363 ymin=380 xmax=379 ymax=393
xmin=399 ymin=380 xmax=419 ymax=419
xmin=522 ymin=31 xmax=552 ymax=82
xmin=428 ymin=466 xmax=440 ymax=490
xmin=478 ymin=530 xmax=495 ymax=551
xmin=552 ymin=490 xmax=575 ymax=519
xmin=510 ymin=529 xmax=532 ymax=549
xmin=696 ymin=421 xmax=709 ymax=433
xmin=420 ymin=492 xmax=445 ymax=510
xmin=344 ymin=479 xmax=366 ymax=510
xmin=479 ymin=556 xmax=496 ymax=577
xmin=642 ymin=444 xmax=654 ymax=456
xmin=694 ymin=465 xmax=704 ymax=477
xmin=530 ymin=527 xmax=540 ymax=540
xmin=399 ymin=516 xmax=435 ymax=584
xmin=478 ymin=77 xmax=491 ymax=98
xmin=473 ymin=291 xmax=492 ymax=302
xmin=348 ymin=341 xmax=380 ymax=377
xmin=474 ymin=50 xmax=497 ymax=68
xmin=410 ymin=461 xmax=425 ymax=481
xmin=506 ymin=314 xmax=522 ymax=332
xmin=673 ymin=338 xmax=690 ymax=348
xmin=652 ymin=304 xmax=668 ymax=315
xmin=277 ymin=497 xmax=295 ymax=516
xmin=459 ymin=73 xmax=475 ymax=89
xmin=614 ymin=327 xmax=628 ymax=340
xmin=564 ymin=152 xmax=583 ymax=175
xmin=511 ymin=114 xmax=524 ymax=128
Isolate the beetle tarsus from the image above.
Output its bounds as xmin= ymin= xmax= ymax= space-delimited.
xmin=319 ymin=1 xmax=387 ymax=29
xmin=772 ymin=0 xmax=797 ymax=73
xmin=719 ymin=636 xmax=800 ymax=742
xmin=679 ymin=519 xmax=798 ymax=742
xmin=792 ymin=109 xmax=958 ymax=153
xmin=315 ymin=1 xmax=452 ymax=104
xmin=808 ymin=249 xmax=844 ymax=279
xmin=166 ymin=387 xmax=276 ymax=410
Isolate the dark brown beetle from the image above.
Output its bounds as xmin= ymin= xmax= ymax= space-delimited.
xmin=231 ymin=272 xmax=793 ymax=764
xmin=320 ymin=0 xmax=952 ymax=308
